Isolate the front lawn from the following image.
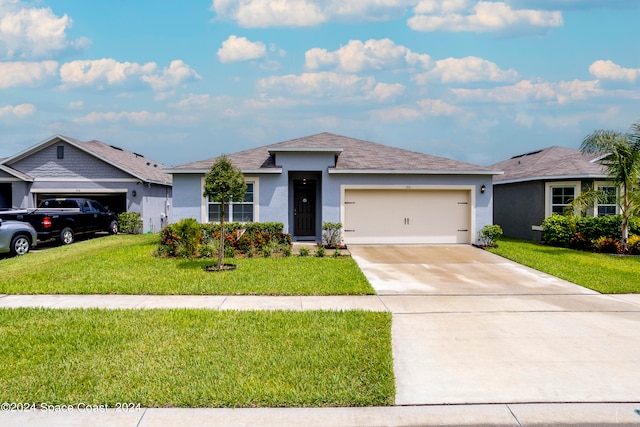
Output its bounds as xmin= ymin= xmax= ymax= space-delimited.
xmin=0 ymin=308 xmax=394 ymax=407
xmin=487 ymin=238 xmax=640 ymax=293
xmin=0 ymin=235 xmax=373 ymax=295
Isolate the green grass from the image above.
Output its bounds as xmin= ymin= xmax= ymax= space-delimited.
xmin=0 ymin=308 xmax=394 ymax=407
xmin=487 ymin=238 xmax=640 ymax=293
xmin=0 ymin=235 xmax=373 ymax=295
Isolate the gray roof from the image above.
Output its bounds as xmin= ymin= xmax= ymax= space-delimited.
xmin=491 ymin=146 xmax=607 ymax=184
xmin=2 ymin=135 xmax=171 ymax=185
xmin=0 ymin=164 xmax=34 ymax=181
xmin=81 ymin=139 xmax=172 ymax=185
xmin=169 ymin=132 xmax=498 ymax=175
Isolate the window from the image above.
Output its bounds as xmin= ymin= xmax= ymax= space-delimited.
xmin=551 ymin=186 xmax=575 ymax=215
xmin=207 ymin=182 xmax=254 ymax=222
xmin=597 ymin=186 xmax=617 ymax=216
xmin=57 ymin=146 xmax=64 ymax=159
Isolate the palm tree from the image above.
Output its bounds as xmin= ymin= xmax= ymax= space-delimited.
xmin=203 ymin=156 xmax=246 ymax=269
xmin=580 ymin=120 xmax=640 ymax=251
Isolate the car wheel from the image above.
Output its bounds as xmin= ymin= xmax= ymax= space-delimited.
xmin=108 ymin=220 xmax=119 ymax=235
xmin=10 ymin=234 xmax=31 ymax=256
xmin=60 ymin=227 xmax=74 ymax=245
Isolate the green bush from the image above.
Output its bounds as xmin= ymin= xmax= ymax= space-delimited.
xmin=157 ymin=221 xmax=291 ymax=258
xmin=299 ymin=247 xmax=310 ymax=257
xmin=322 ymin=222 xmax=342 ymax=248
xmin=541 ymin=214 xmax=575 ymax=247
xmin=543 ymin=214 xmax=639 ymax=250
xmin=315 ymin=246 xmax=326 ymax=257
xmin=118 ymin=212 xmax=143 ymax=234
xmin=477 ymin=224 xmax=503 ymax=247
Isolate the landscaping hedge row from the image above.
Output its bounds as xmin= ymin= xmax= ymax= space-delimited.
xmin=541 ymin=214 xmax=640 ymax=254
xmin=157 ymin=218 xmax=292 ymax=258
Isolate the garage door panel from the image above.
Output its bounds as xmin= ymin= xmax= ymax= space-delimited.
xmin=344 ymin=189 xmax=471 ymax=244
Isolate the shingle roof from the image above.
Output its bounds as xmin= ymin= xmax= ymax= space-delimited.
xmin=491 ymin=146 xmax=607 ymax=184
xmin=0 ymin=164 xmax=33 ymax=181
xmin=2 ymin=135 xmax=172 ymax=185
xmin=169 ymin=132 xmax=498 ymax=175
xmin=81 ymin=139 xmax=172 ymax=185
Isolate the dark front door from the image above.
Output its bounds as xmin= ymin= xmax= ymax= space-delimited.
xmin=294 ymin=180 xmax=316 ymax=237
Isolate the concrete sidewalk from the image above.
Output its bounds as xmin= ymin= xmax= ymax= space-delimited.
xmin=2 ymin=403 xmax=640 ymax=427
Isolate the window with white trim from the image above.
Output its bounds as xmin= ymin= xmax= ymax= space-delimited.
xmin=207 ymin=182 xmax=254 ymax=222
xmin=550 ymin=186 xmax=575 ymax=215
xmin=596 ymin=185 xmax=617 ymax=216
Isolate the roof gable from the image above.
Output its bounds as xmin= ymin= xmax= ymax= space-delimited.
xmin=491 ymin=146 xmax=607 ymax=184
xmin=3 ymin=135 xmax=171 ymax=185
xmin=169 ymin=132 xmax=498 ymax=175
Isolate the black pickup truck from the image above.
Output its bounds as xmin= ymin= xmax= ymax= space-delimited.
xmin=0 ymin=198 xmax=119 ymax=245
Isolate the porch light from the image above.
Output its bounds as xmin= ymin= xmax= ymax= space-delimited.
xmin=480 ymin=184 xmax=486 ymax=194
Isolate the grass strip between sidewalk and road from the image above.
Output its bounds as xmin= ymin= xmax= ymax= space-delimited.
xmin=0 ymin=234 xmax=374 ymax=295
xmin=0 ymin=308 xmax=394 ymax=408
xmin=487 ymin=238 xmax=640 ymax=293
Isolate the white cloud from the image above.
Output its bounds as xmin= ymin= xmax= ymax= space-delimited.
xmin=371 ymin=82 xmax=405 ymax=102
xmin=408 ymin=1 xmax=563 ymax=35
xmin=59 ymin=58 xmax=157 ymax=87
xmin=305 ymin=38 xmax=432 ymax=72
xmin=212 ymin=0 xmax=325 ymax=27
xmin=0 ymin=103 xmax=36 ymax=118
xmin=416 ymin=98 xmax=461 ymax=115
xmin=453 ymin=79 xmax=601 ymax=104
xmin=414 ymin=56 xmax=519 ymax=83
xmin=172 ymin=93 xmax=213 ymax=109
xmin=59 ymin=58 xmax=199 ymax=91
xmin=372 ymin=105 xmax=423 ymax=122
xmin=589 ymin=60 xmax=640 ymax=82
xmin=0 ymin=1 xmax=90 ymax=59
xmin=217 ymin=35 xmax=267 ymax=63
xmin=74 ymin=110 xmax=169 ymax=125
xmin=211 ymin=0 xmax=414 ymax=28
xmin=141 ymin=60 xmax=201 ymax=91
xmin=0 ymin=60 xmax=58 ymax=88
xmin=257 ymin=72 xmax=375 ymax=97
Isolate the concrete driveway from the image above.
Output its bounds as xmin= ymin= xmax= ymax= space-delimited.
xmin=349 ymin=245 xmax=640 ymax=406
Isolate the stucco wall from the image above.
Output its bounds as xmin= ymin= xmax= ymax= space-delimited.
xmin=172 ymin=159 xmax=495 ymax=243
xmin=172 ymin=174 xmax=205 ymax=221
xmin=493 ymin=181 xmax=545 ymax=241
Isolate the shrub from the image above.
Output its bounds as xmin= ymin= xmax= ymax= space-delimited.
xmin=157 ymin=221 xmax=292 ymax=258
xmin=322 ymin=222 xmax=342 ymax=248
xmin=477 ymin=224 xmax=503 ymax=247
xmin=594 ymin=236 xmax=621 ymax=254
xmin=542 ymin=214 xmax=575 ymax=247
xmin=332 ymin=249 xmax=342 ymax=258
xmin=224 ymin=245 xmax=237 ymax=258
xmin=626 ymin=235 xmax=640 ymax=255
xmin=568 ymin=232 xmax=593 ymax=251
xmin=158 ymin=218 xmax=203 ymax=258
xmin=281 ymin=245 xmax=292 ymax=257
xmin=299 ymin=247 xmax=310 ymax=257
xmin=315 ymin=246 xmax=326 ymax=257
xmin=118 ymin=212 xmax=143 ymax=234
xmin=574 ymin=215 xmax=621 ymax=241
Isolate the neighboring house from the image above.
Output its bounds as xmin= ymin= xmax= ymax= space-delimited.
xmin=492 ymin=146 xmax=611 ymax=241
xmin=0 ymin=135 xmax=172 ymax=233
xmin=167 ymin=133 xmax=500 ymax=245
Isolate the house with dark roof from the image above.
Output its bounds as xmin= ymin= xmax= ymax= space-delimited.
xmin=491 ymin=146 xmax=611 ymax=241
xmin=167 ymin=133 xmax=501 ymax=245
xmin=0 ymin=135 xmax=172 ymax=233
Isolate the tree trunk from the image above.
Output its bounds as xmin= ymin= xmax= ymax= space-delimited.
xmin=621 ymin=184 xmax=630 ymax=252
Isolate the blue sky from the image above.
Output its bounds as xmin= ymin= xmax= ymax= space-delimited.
xmin=1 ymin=0 xmax=639 ymax=167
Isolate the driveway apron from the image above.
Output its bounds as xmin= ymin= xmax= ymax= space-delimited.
xmin=349 ymin=245 xmax=640 ymax=406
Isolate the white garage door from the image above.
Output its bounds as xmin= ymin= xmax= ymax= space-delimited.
xmin=343 ymin=189 xmax=471 ymax=244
